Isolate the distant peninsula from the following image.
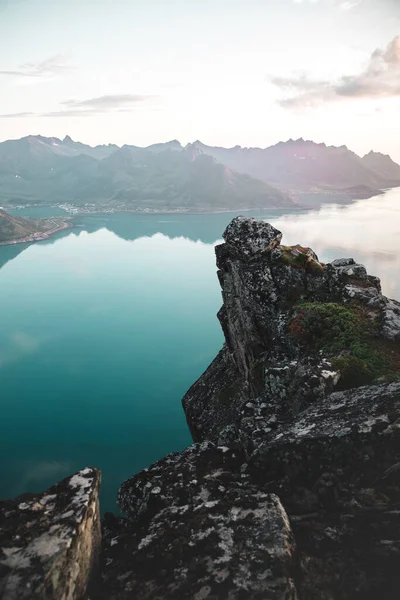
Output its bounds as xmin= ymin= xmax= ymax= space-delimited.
xmin=0 ymin=135 xmax=399 ymax=214
xmin=0 ymin=209 xmax=71 ymax=245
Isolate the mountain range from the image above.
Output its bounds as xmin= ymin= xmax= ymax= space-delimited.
xmin=0 ymin=136 xmax=289 ymax=211
xmin=0 ymin=135 xmax=399 ymax=212
xmin=188 ymin=139 xmax=400 ymax=191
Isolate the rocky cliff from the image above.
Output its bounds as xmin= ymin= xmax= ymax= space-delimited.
xmin=1 ymin=217 xmax=400 ymax=599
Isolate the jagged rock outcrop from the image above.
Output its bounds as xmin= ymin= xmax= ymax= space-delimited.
xmin=183 ymin=216 xmax=400 ymax=442
xmin=101 ymin=443 xmax=298 ymax=599
xmin=2 ymin=217 xmax=400 ymax=599
xmin=0 ymin=468 xmax=101 ymax=600
xmin=178 ymin=217 xmax=400 ymax=599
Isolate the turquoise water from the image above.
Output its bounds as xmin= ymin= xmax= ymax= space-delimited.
xmin=8 ymin=205 xmax=69 ymax=218
xmin=1 ymin=191 xmax=400 ymax=512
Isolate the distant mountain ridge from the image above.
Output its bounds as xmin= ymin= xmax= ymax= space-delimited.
xmin=189 ymin=138 xmax=400 ymax=192
xmin=361 ymin=150 xmax=400 ymax=185
xmin=0 ymin=135 xmax=118 ymax=163
xmin=0 ymin=134 xmax=398 ymax=212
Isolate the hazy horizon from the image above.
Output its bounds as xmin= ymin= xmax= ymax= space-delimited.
xmin=1 ymin=132 xmax=397 ymax=162
xmin=1 ymin=0 xmax=399 ymax=160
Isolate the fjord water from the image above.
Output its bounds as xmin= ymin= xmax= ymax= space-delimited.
xmin=1 ymin=188 xmax=400 ymax=512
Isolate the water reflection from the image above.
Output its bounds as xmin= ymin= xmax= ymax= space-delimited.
xmin=0 ymin=243 xmax=29 ymax=270
xmin=24 ymin=188 xmax=400 ymax=297
xmin=269 ymin=188 xmax=400 ymax=299
xmin=72 ymin=210 xmax=297 ymax=246
xmin=2 ymin=189 xmax=400 ymax=300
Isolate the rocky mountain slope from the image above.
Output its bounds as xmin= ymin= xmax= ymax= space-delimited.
xmin=361 ymin=150 xmax=400 ymax=184
xmin=0 ymin=135 xmax=118 ymax=163
xmin=1 ymin=217 xmax=400 ymax=599
xmin=0 ymin=209 xmax=70 ymax=244
xmin=0 ymin=135 xmax=292 ymax=211
xmin=190 ymin=138 xmax=400 ymax=192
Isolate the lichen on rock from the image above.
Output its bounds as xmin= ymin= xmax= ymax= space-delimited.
xmin=0 ymin=468 xmax=101 ymax=600
xmin=103 ymin=443 xmax=298 ymax=599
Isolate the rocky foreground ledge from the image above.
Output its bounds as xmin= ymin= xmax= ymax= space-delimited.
xmin=0 ymin=468 xmax=101 ymax=599
xmin=1 ymin=217 xmax=400 ymax=599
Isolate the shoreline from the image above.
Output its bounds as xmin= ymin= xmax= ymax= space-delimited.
xmin=0 ymin=221 xmax=72 ymax=247
xmin=9 ymin=187 xmax=390 ymax=218
xmin=72 ymin=207 xmax=310 ymax=216
xmin=0 ymin=185 xmax=391 ymax=245
xmin=10 ymin=205 xmax=312 ymax=217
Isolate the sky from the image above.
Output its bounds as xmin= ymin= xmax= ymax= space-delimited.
xmin=1 ymin=0 xmax=400 ymax=160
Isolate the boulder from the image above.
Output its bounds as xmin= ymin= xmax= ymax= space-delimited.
xmin=0 ymin=468 xmax=101 ymax=600
xmin=222 ymin=216 xmax=282 ymax=258
xmin=102 ymin=443 xmax=298 ymax=600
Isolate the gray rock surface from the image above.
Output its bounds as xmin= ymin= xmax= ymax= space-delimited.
xmin=382 ymin=297 xmax=400 ymax=341
xmin=251 ymin=381 xmax=400 ymax=494
xmin=118 ymin=442 xmax=245 ymax=519
xmin=254 ymin=382 xmax=400 ymax=599
xmin=222 ymin=216 xmax=282 ymax=258
xmin=103 ymin=443 xmax=298 ymax=599
xmin=183 ymin=347 xmax=247 ymax=442
xmin=0 ymin=468 xmax=101 ymax=600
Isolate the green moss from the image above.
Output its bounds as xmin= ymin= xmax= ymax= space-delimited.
xmin=330 ymin=356 xmax=375 ymax=389
xmin=381 ymin=372 xmax=400 ymax=383
xmin=307 ymin=261 xmax=324 ymax=276
xmin=289 ymin=302 xmax=399 ymax=390
xmin=278 ymin=245 xmax=324 ymax=276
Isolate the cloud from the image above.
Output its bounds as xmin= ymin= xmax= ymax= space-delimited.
xmin=62 ymin=94 xmax=154 ymax=110
xmin=0 ymin=55 xmax=71 ymax=81
xmin=270 ymin=35 xmax=400 ymax=108
xmin=0 ymin=330 xmax=41 ymax=368
xmin=293 ymin=0 xmax=362 ymax=7
xmin=11 ymin=331 xmax=40 ymax=352
xmin=38 ymin=110 xmax=97 ymax=118
xmin=339 ymin=0 xmax=362 ymax=8
xmin=0 ymin=94 xmax=159 ymax=119
xmin=0 ymin=112 xmax=35 ymax=119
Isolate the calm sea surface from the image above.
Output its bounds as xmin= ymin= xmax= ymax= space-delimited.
xmin=2 ymin=189 xmax=400 ymax=512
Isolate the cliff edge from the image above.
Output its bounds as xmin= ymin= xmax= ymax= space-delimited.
xmin=184 ymin=216 xmax=400 ymax=444
xmin=111 ymin=217 xmax=400 ymax=599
